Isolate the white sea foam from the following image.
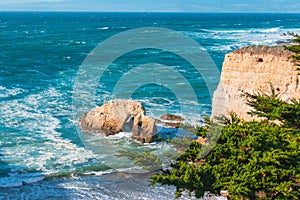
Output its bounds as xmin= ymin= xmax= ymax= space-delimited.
xmin=184 ymin=27 xmax=300 ymax=52
xmin=1 ymin=86 xmax=173 ymax=176
xmin=0 ymin=88 xmax=100 ymax=178
xmin=0 ymin=86 xmax=26 ymax=98
xmin=107 ymin=132 xmax=132 ymax=139
xmin=98 ymin=27 xmax=109 ymax=30
xmin=252 ymin=27 xmax=280 ymax=33
xmin=201 ymin=29 xmax=248 ymax=34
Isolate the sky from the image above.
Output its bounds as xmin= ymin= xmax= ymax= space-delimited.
xmin=0 ymin=0 xmax=299 ymax=13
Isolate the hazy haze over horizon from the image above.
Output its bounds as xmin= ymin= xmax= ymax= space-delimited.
xmin=0 ymin=0 xmax=299 ymax=13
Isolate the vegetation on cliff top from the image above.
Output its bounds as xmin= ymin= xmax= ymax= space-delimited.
xmin=285 ymin=34 xmax=300 ymax=63
xmin=151 ymin=90 xmax=300 ymax=199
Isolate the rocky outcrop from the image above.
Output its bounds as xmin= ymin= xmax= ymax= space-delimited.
xmin=158 ymin=114 xmax=185 ymax=128
xmin=79 ymin=100 xmax=157 ymax=143
xmin=213 ymin=45 xmax=300 ymax=120
xmin=161 ymin=114 xmax=185 ymax=121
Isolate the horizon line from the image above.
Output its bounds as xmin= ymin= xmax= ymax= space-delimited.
xmin=0 ymin=10 xmax=299 ymax=14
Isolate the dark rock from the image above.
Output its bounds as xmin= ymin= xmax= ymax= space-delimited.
xmin=160 ymin=114 xmax=184 ymax=121
xmin=164 ymin=122 xmax=182 ymax=128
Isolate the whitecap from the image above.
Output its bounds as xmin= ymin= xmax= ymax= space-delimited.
xmin=75 ymin=41 xmax=86 ymax=45
xmin=98 ymin=27 xmax=109 ymax=30
xmin=0 ymin=86 xmax=26 ymax=98
xmin=209 ymin=29 xmax=247 ymax=34
xmin=251 ymin=27 xmax=280 ymax=33
xmin=107 ymin=132 xmax=132 ymax=139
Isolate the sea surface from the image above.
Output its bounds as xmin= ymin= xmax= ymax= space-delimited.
xmin=0 ymin=12 xmax=300 ymax=199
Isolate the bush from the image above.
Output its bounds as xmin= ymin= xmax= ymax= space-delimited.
xmin=295 ymin=36 xmax=300 ymax=43
xmin=244 ymin=91 xmax=300 ymax=128
xmin=286 ymin=45 xmax=300 ymax=54
xmin=285 ymin=34 xmax=300 ymax=62
xmin=151 ymin=92 xmax=300 ymax=199
xmin=117 ymin=150 xmax=163 ymax=171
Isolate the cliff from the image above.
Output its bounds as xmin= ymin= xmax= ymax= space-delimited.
xmin=212 ymin=45 xmax=300 ymax=121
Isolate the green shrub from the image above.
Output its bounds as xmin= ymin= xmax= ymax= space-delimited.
xmin=294 ymin=36 xmax=300 ymax=43
xmin=291 ymin=54 xmax=300 ymax=62
xmin=151 ymin=92 xmax=300 ymax=199
xmin=285 ymin=34 xmax=300 ymax=62
xmin=244 ymin=88 xmax=300 ymax=128
xmin=286 ymin=45 xmax=300 ymax=54
xmin=117 ymin=150 xmax=163 ymax=171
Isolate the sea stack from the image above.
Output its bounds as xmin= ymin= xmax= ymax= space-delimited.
xmin=79 ymin=100 xmax=157 ymax=143
xmin=212 ymin=45 xmax=300 ymax=120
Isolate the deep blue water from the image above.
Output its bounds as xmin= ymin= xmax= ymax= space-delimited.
xmin=0 ymin=12 xmax=300 ymax=199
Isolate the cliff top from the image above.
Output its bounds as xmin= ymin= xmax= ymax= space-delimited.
xmin=233 ymin=45 xmax=294 ymax=57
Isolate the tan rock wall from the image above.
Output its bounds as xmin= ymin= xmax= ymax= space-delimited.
xmin=212 ymin=46 xmax=300 ymax=120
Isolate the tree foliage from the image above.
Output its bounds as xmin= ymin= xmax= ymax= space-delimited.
xmin=117 ymin=150 xmax=163 ymax=171
xmin=244 ymin=86 xmax=300 ymax=128
xmin=285 ymin=34 xmax=300 ymax=63
xmin=151 ymin=92 xmax=300 ymax=199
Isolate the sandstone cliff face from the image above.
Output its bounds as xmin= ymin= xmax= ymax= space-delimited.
xmin=212 ymin=46 xmax=300 ymax=121
xmin=80 ymin=100 xmax=157 ymax=143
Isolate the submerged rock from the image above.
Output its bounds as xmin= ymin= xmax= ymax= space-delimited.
xmin=164 ymin=122 xmax=182 ymax=128
xmin=79 ymin=100 xmax=157 ymax=143
xmin=160 ymin=114 xmax=185 ymax=121
xmin=160 ymin=114 xmax=185 ymax=128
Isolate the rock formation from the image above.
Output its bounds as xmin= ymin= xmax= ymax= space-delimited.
xmin=159 ymin=114 xmax=185 ymax=128
xmin=160 ymin=114 xmax=185 ymax=121
xmin=213 ymin=45 xmax=300 ymax=120
xmin=79 ymin=100 xmax=157 ymax=143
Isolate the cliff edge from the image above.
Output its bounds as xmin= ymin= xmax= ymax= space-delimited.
xmin=212 ymin=45 xmax=300 ymax=120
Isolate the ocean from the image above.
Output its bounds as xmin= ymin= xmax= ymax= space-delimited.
xmin=0 ymin=12 xmax=300 ymax=199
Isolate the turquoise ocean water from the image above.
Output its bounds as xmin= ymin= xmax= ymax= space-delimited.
xmin=0 ymin=12 xmax=300 ymax=199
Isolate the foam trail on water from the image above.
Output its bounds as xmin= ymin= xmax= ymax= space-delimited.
xmin=183 ymin=27 xmax=300 ymax=52
xmin=0 ymin=88 xmax=101 ymax=185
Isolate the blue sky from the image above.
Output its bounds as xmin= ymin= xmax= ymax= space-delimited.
xmin=0 ymin=0 xmax=299 ymax=12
